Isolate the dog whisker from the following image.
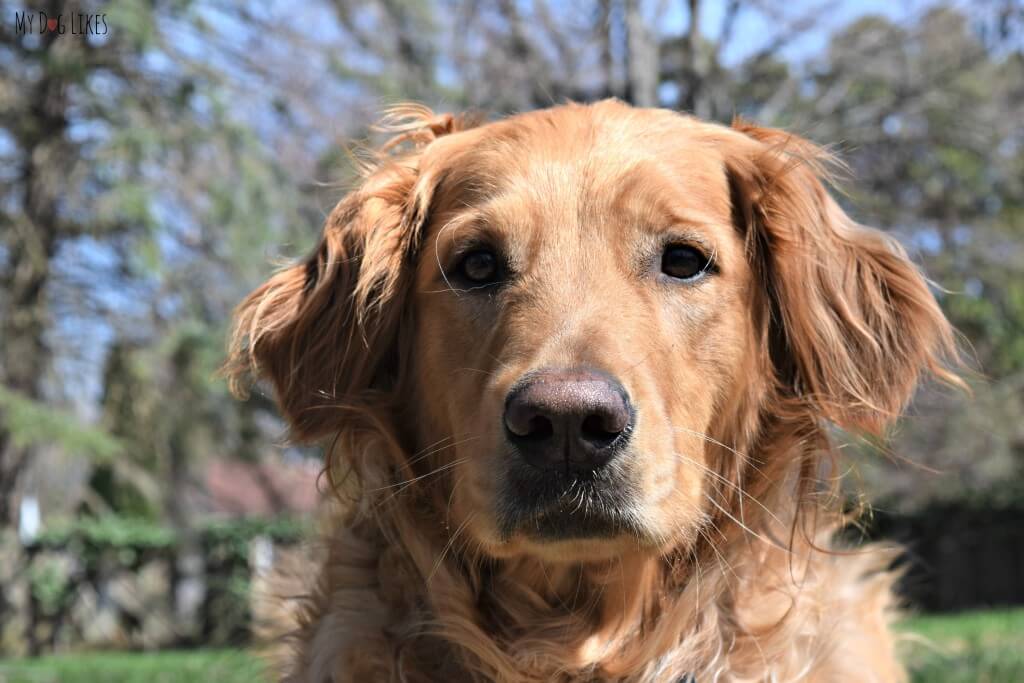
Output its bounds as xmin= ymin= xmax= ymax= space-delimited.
xmin=453 ymin=366 xmax=499 ymax=378
xmin=671 ymin=425 xmax=769 ymax=478
xmin=428 ymin=512 xmax=476 ymax=583
xmin=407 ymin=433 xmax=459 ymax=463
xmin=696 ymin=524 xmax=741 ymax=586
xmin=446 ymin=473 xmax=466 ymax=524
xmin=403 ymin=434 xmax=481 ymax=470
xmin=702 ymin=493 xmax=787 ymax=552
xmin=373 ymin=458 xmax=470 ymax=506
xmin=670 ymin=450 xmax=786 ymax=530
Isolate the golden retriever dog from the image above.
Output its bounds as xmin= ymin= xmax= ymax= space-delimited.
xmin=227 ymin=100 xmax=958 ymax=682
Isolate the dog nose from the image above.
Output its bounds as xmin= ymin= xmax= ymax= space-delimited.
xmin=504 ymin=368 xmax=633 ymax=473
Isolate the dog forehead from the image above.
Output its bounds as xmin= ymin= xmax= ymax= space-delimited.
xmin=499 ymin=114 xmax=726 ymax=211
xmin=417 ymin=105 xmax=742 ymax=275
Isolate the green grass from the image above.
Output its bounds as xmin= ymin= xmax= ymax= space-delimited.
xmin=0 ymin=609 xmax=1021 ymax=682
xmin=901 ymin=607 xmax=1024 ymax=683
xmin=0 ymin=649 xmax=267 ymax=683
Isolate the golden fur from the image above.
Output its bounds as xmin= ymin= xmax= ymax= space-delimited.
xmin=227 ymin=100 xmax=959 ymax=682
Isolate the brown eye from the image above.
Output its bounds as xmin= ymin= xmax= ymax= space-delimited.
xmin=457 ymin=249 xmax=500 ymax=285
xmin=661 ymin=245 xmax=710 ymax=281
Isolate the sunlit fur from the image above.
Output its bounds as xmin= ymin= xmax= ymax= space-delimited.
xmin=226 ymin=100 xmax=959 ymax=682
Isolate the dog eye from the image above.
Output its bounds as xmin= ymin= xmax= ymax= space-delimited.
xmin=456 ymin=249 xmax=500 ymax=285
xmin=661 ymin=245 xmax=710 ymax=281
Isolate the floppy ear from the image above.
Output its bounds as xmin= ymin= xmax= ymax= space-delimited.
xmin=726 ymin=121 xmax=960 ymax=435
xmin=225 ymin=108 xmax=466 ymax=442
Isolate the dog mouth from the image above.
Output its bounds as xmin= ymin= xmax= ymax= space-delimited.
xmin=496 ymin=461 xmax=645 ymax=541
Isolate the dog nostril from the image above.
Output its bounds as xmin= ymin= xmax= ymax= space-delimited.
xmin=527 ymin=415 xmax=554 ymax=439
xmin=505 ymin=406 xmax=555 ymax=439
xmin=580 ymin=413 xmax=621 ymax=444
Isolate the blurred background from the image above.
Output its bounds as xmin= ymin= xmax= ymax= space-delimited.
xmin=0 ymin=0 xmax=1022 ymax=681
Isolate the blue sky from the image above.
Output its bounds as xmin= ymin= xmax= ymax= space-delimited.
xmin=659 ymin=0 xmax=941 ymax=65
xmin=49 ymin=0 xmax=957 ymax=418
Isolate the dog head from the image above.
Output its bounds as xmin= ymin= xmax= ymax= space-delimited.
xmin=228 ymin=101 xmax=956 ymax=564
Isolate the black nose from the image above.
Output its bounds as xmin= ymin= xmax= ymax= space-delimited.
xmin=504 ymin=368 xmax=633 ymax=474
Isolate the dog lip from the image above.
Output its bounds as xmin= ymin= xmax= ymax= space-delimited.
xmin=501 ymin=496 xmax=638 ymax=540
xmin=524 ymin=506 xmax=637 ymax=540
xmin=497 ymin=456 xmax=642 ymax=540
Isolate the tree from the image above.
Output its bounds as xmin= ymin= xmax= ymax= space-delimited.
xmin=0 ymin=0 xmax=170 ymax=524
xmin=3 ymin=0 xmax=1021 ymax=529
xmin=0 ymin=0 xmax=315 ymax=525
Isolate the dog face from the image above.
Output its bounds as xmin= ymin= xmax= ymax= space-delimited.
xmin=408 ymin=110 xmax=760 ymax=561
xmin=229 ymin=101 xmax=955 ymax=565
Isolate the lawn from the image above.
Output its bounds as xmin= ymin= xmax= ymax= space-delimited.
xmin=0 ymin=608 xmax=1021 ymax=682
xmin=899 ymin=607 xmax=1024 ymax=683
xmin=0 ymin=649 xmax=266 ymax=683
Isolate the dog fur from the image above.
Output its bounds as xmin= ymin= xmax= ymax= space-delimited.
xmin=227 ymin=100 xmax=959 ymax=682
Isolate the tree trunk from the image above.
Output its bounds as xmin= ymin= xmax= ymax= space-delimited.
xmin=679 ymin=0 xmax=705 ymax=115
xmin=0 ymin=19 xmax=67 ymax=526
xmin=625 ymin=0 xmax=659 ymax=106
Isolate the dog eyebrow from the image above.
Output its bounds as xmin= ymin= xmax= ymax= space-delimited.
xmin=433 ymin=211 xmax=489 ymax=252
xmin=614 ymin=185 xmax=726 ymax=240
xmin=660 ymin=206 xmax=726 ymax=233
xmin=660 ymin=226 xmax=716 ymax=251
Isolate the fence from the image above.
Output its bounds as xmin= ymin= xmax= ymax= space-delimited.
xmin=868 ymin=504 xmax=1024 ymax=612
xmin=0 ymin=517 xmax=304 ymax=657
xmin=3 ymin=506 xmax=1021 ymax=656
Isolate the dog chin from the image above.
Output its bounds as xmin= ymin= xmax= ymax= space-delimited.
xmin=495 ymin=479 xmax=652 ymax=557
xmin=519 ymin=503 xmax=643 ymax=541
xmin=513 ymin=517 xmax=660 ymax=563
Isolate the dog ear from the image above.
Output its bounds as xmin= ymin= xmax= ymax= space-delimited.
xmin=225 ymin=108 xmax=468 ymax=442
xmin=726 ymin=121 xmax=960 ymax=435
